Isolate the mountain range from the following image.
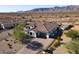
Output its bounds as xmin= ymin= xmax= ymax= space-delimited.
xmin=17 ymin=5 xmax=79 ymax=13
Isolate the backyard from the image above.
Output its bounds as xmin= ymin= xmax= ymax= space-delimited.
xmin=53 ymin=30 xmax=79 ymax=54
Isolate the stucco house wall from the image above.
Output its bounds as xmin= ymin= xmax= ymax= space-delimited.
xmin=25 ymin=21 xmax=63 ymax=39
xmin=28 ymin=30 xmax=36 ymax=38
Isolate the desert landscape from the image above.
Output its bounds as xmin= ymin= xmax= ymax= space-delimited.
xmin=0 ymin=5 xmax=79 ymax=54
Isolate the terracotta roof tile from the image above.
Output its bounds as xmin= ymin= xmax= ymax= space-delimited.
xmin=32 ymin=21 xmax=59 ymax=32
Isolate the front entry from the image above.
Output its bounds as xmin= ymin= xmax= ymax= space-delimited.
xmin=36 ymin=32 xmax=47 ymax=38
xmin=29 ymin=31 xmax=36 ymax=38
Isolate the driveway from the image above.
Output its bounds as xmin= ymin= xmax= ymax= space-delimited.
xmin=17 ymin=38 xmax=54 ymax=54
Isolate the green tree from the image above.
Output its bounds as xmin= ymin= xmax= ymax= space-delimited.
xmin=13 ymin=23 xmax=26 ymax=41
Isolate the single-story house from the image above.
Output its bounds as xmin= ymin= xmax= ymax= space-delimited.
xmin=26 ymin=21 xmax=63 ymax=39
xmin=0 ymin=22 xmax=18 ymax=30
xmin=61 ymin=24 xmax=73 ymax=30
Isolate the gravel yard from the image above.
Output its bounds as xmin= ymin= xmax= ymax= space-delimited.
xmin=71 ymin=25 xmax=79 ymax=30
xmin=0 ymin=29 xmax=24 ymax=54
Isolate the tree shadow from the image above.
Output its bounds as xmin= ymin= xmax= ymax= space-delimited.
xmin=26 ymin=41 xmax=43 ymax=51
xmin=21 ymin=38 xmax=32 ymax=44
xmin=21 ymin=35 xmax=34 ymax=44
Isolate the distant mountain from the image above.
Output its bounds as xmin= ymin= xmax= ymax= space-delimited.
xmin=17 ymin=5 xmax=79 ymax=13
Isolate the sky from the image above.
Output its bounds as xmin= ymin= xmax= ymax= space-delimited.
xmin=0 ymin=5 xmax=65 ymax=12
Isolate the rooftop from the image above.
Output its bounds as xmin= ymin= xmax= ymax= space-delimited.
xmin=29 ymin=21 xmax=59 ymax=32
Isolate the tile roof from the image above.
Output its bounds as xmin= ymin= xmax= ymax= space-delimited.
xmin=33 ymin=21 xmax=48 ymax=32
xmin=31 ymin=21 xmax=59 ymax=32
xmin=44 ymin=21 xmax=59 ymax=32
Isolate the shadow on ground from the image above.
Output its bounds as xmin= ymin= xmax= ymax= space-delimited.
xmin=26 ymin=41 xmax=43 ymax=51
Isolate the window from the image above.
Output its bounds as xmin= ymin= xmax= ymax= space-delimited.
xmin=30 ymin=32 xmax=32 ymax=35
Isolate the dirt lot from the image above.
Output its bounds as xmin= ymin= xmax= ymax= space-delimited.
xmin=0 ymin=30 xmax=24 ymax=54
xmin=71 ymin=25 xmax=79 ymax=30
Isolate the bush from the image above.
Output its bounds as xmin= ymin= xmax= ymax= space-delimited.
xmin=21 ymin=35 xmax=33 ymax=44
xmin=66 ymin=40 xmax=79 ymax=54
xmin=55 ymin=37 xmax=61 ymax=47
xmin=65 ymin=30 xmax=79 ymax=40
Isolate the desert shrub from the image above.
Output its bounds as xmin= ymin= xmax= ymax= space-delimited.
xmin=65 ymin=30 xmax=79 ymax=40
xmin=66 ymin=40 xmax=79 ymax=54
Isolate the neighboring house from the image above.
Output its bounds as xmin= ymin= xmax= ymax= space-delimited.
xmin=61 ymin=24 xmax=73 ymax=30
xmin=26 ymin=21 xmax=63 ymax=39
xmin=0 ymin=22 xmax=18 ymax=30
